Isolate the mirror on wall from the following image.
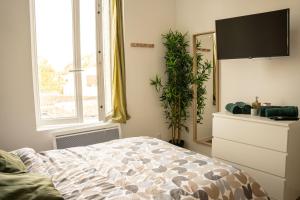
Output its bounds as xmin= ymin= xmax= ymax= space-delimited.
xmin=192 ymin=31 xmax=219 ymax=146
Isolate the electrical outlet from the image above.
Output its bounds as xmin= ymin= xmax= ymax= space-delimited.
xmin=156 ymin=133 xmax=162 ymax=139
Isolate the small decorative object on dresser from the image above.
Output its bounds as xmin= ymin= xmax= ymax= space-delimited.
xmin=212 ymin=112 xmax=300 ymax=200
xmin=251 ymin=96 xmax=261 ymax=116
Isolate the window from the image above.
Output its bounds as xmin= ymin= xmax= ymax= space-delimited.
xmin=30 ymin=0 xmax=111 ymax=126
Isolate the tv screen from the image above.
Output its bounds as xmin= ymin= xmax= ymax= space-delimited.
xmin=215 ymin=9 xmax=290 ymax=60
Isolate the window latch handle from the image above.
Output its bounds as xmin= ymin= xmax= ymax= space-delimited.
xmin=69 ymin=69 xmax=84 ymax=73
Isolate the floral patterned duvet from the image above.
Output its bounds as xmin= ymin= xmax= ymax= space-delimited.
xmin=15 ymin=137 xmax=269 ymax=200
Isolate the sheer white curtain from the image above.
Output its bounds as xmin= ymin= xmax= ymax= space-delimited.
xmin=102 ymin=0 xmax=113 ymax=118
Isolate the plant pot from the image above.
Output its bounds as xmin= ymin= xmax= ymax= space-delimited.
xmin=169 ymin=139 xmax=184 ymax=147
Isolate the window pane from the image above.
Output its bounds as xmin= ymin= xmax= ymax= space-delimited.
xmin=35 ymin=0 xmax=77 ymax=119
xmin=79 ymin=0 xmax=99 ymax=121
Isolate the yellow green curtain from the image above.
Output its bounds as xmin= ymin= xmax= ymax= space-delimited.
xmin=110 ymin=0 xmax=130 ymax=123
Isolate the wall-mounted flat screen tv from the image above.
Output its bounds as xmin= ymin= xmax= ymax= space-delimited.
xmin=215 ymin=9 xmax=290 ymax=60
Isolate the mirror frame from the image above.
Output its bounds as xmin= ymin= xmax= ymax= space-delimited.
xmin=192 ymin=31 xmax=220 ymax=146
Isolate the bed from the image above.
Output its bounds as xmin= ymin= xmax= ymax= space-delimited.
xmin=14 ymin=137 xmax=269 ymax=200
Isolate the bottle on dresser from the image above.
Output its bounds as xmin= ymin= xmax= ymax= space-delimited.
xmin=251 ymin=96 xmax=261 ymax=116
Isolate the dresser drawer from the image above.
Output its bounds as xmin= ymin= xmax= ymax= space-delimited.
xmin=212 ymin=138 xmax=287 ymax=177
xmin=213 ymin=117 xmax=289 ymax=152
xmin=216 ymin=158 xmax=285 ymax=200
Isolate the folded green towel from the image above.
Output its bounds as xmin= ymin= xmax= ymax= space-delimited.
xmin=265 ymin=106 xmax=298 ymax=117
xmin=225 ymin=102 xmax=251 ymax=114
xmin=225 ymin=103 xmax=241 ymax=114
xmin=258 ymin=106 xmax=281 ymax=117
xmin=236 ymin=102 xmax=251 ymax=114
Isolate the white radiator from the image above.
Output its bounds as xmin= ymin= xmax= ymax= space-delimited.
xmin=53 ymin=126 xmax=120 ymax=149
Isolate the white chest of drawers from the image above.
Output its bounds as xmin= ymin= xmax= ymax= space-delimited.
xmin=212 ymin=112 xmax=300 ymax=200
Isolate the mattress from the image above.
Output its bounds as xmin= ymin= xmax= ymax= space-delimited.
xmin=15 ymin=137 xmax=269 ymax=200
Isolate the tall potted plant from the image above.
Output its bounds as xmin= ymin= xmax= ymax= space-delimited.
xmin=150 ymin=30 xmax=211 ymax=146
xmin=151 ymin=30 xmax=211 ymax=147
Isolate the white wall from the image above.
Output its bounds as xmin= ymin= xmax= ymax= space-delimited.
xmin=176 ymin=0 xmax=300 ymax=154
xmin=0 ymin=0 xmax=53 ymax=151
xmin=0 ymin=0 xmax=175 ymax=151
xmin=121 ymin=0 xmax=175 ymax=140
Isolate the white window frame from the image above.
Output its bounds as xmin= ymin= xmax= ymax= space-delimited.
xmin=30 ymin=0 xmax=106 ymax=127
